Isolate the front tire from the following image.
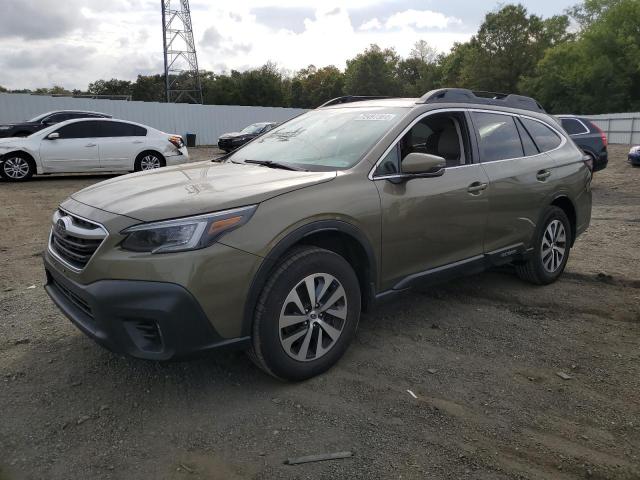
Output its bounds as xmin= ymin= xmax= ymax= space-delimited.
xmin=1 ymin=154 xmax=34 ymax=181
xmin=248 ymin=247 xmax=361 ymax=381
xmin=134 ymin=152 xmax=165 ymax=171
xmin=516 ymin=206 xmax=572 ymax=285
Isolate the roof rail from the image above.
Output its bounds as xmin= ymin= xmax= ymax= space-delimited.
xmin=319 ymin=95 xmax=392 ymax=108
xmin=417 ymin=88 xmax=545 ymax=113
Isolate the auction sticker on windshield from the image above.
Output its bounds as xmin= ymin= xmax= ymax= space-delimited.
xmin=355 ymin=113 xmax=397 ymax=121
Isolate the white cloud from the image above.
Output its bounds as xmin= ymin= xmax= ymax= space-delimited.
xmin=385 ymin=9 xmax=462 ymax=30
xmin=359 ymin=18 xmax=382 ymax=31
xmin=0 ymin=1 xmax=472 ymax=90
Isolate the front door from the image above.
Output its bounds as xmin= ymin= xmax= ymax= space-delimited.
xmin=39 ymin=120 xmax=101 ymax=173
xmin=373 ymin=111 xmax=490 ymax=290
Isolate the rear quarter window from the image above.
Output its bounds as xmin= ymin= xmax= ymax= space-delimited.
xmin=521 ymin=118 xmax=562 ymax=152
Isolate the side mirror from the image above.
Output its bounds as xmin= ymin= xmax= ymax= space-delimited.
xmin=47 ymin=132 xmax=60 ymax=140
xmin=402 ymin=152 xmax=446 ymax=177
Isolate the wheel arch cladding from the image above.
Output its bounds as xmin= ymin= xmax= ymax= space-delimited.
xmin=242 ymin=220 xmax=377 ymax=337
xmin=551 ymin=196 xmax=576 ymax=246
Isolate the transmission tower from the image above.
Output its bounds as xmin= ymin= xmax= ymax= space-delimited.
xmin=161 ymin=0 xmax=203 ymax=103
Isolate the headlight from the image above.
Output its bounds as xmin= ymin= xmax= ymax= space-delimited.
xmin=120 ymin=205 xmax=257 ymax=253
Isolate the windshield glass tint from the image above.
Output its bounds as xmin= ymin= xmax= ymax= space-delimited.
xmin=241 ymin=124 xmax=265 ymax=134
xmin=229 ymin=107 xmax=407 ymax=170
xmin=29 ymin=113 xmax=50 ymax=122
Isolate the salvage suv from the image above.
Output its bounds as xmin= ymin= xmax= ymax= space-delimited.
xmin=44 ymin=89 xmax=592 ymax=381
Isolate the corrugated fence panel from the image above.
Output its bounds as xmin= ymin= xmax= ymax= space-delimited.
xmin=586 ymin=112 xmax=640 ymax=146
xmin=0 ymin=93 xmax=307 ymax=146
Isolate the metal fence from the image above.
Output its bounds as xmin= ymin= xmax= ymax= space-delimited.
xmin=0 ymin=93 xmax=307 ymax=146
xmin=585 ymin=112 xmax=640 ymax=145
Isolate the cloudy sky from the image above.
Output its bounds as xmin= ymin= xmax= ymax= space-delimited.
xmin=0 ymin=0 xmax=578 ymax=90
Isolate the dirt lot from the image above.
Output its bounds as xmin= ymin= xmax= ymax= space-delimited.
xmin=1 ymin=146 xmax=639 ymax=480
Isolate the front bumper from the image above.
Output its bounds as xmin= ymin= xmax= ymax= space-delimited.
xmin=628 ymin=152 xmax=640 ymax=166
xmin=217 ymin=138 xmax=246 ymax=151
xmin=44 ymin=256 xmax=250 ymax=360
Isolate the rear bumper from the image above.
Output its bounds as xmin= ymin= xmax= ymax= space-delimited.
xmin=629 ymin=152 xmax=640 ymax=166
xmin=593 ymin=151 xmax=608 ymax=172
xmin=44 ymin=257 xmax=249 ymax=360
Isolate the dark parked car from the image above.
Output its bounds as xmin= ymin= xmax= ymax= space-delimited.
xmin=217 ymin=122 xmax=278 ymax=152
xmin=629 ymin=146 xmax=640 ymax=166
xmin=0 ymin=110 xmax=112 ymax=138
xmin=557 ymin=115 xmax=608 ymax=172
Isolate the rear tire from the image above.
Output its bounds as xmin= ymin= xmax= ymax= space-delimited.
xmin=134 ymin=151 xmax=165 ymax=171
xmin=1 ymin=154 xmax=34 ymax=181
xmin=248 ymin=246 xmax=361 ymax=381
xmin=516 ymin=206 xmax=572 ymax=285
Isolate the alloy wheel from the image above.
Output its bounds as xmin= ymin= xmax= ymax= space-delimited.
xmin=140 ymin=155 xmax=161 ymax=170
xmin=3 ymin=157 xmax=30 ymax=179
xmin=279 ymin=273 xmax=347 ymax=362
xmin=541 ymin=219 xmax=566 ymax=273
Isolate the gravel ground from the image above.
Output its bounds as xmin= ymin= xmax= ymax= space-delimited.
xmin=0 ymin=146 xmax=639 ymax=480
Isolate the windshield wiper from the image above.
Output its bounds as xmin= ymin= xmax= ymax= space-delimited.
xmin=244 ymin=159 xmax=306 ymax=171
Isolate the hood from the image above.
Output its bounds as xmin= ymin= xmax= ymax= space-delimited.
xmin=0 ymin=137 xmax=24 ymax=146
xmin=219 ymin=132 xmax=252 ymax=139
xmin=71 ymin=160 xmax=336 ymax=222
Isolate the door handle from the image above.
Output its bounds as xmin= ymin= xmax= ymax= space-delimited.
xmin=536 ymin=170 xmax=551 ymax=181
xmin=467 ymin=182 xmax=488 ymax=194
xmin=85 ymin=143 xmax=97 ymax=147
xmin=133 ymin=140 xmax=144 ymax=144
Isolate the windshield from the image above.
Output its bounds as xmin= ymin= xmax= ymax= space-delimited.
xmin=28 ymin=112 xmax=51 ymax=122
xmin=228 ymin=107 xmax=407 ymax=170
xmin=241 ymin=123 xmax=266 ymax=134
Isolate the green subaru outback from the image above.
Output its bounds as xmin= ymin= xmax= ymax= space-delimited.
xmin=44 ymin=89 xmax=592 ymax=380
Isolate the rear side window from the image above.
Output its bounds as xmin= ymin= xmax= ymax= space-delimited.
xmin=521 ymin=118 xmax=562 ymax=152
xmin=561 ymin=118 xmax=589 ymax=135
xmin=472 ymin=112 xmax=523 ymax=162
xmin=104 ymin=122 xmax=147 ymax=137
xmin=56 ymin=120 xmax=108 ymax=139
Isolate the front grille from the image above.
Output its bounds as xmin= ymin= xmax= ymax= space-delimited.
xmin=52 ymin=277 xmax=93 ymax=318
xmin=49 ymin=209 xmax=107 ymax=270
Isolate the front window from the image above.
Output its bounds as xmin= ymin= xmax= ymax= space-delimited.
xmin=228 ymin=107 xmax=408 ymax=171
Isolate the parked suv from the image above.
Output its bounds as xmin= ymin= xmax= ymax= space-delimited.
xmin=43 ymin=89 xmax=592 ymax=381
xmin=557 ymin=115 xmax=608 ymax=172
xmin=0 ymin=110 xmax=111 ymax=138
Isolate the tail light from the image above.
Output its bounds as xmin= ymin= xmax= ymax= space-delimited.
xmin=168 ymin=135 xmax=184 ymax=149
xmin=591 ymin=123 xmax=608 ymax=147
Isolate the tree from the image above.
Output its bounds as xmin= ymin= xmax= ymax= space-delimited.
xmin=456 ymin=4 xmax=570 ymax=93
xmin=131 ymin=74 xmax=165 ymax=102
xmin=522 ymin=0 xmax=640 ymax=113
xmin=410 ymin=40 xmax=438 ymax=64
xmin=87 ymin=78 xmax=133 ymax=97
xmin=344 ymin=44 xmax=401 ymax=96
xmin=289 ymin=65 xmax=345 ymax=108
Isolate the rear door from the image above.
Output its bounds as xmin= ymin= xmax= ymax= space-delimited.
xmin=98 ymin=122 xmax=148 ymax=170
xmin=39 ymin=120 xmax=102 ymax=173
xmin=471 ymin=111 xmax=560 ymax=255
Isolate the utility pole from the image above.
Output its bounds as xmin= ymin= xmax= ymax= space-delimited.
xmin=161 ymin=0 xmax=203 ymax=104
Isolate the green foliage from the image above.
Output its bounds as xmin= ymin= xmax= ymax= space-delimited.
xmin=344 ymin=45 xmax=402 ymax=96
xmin=288 ymin=65 xmax=345 ymax=108
xmin=87 ymin=78 xmax=132 ymax=97
xmin=523 ymin=0 xmax=640 ymax=113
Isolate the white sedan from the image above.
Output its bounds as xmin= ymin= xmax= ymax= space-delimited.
xmin=0 ymin=118 xmax=189 ymax=181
